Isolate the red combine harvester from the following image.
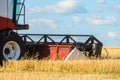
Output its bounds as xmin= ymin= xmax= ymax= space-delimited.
xmin=0 ymin=0 xmax=103 ymax=61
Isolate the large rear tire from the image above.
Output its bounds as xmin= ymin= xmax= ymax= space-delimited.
xmin=0 ymin=31 xmax=25 ymax=61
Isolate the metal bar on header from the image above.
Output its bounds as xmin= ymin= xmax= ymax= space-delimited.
xmin=20 ymin=34 xmax=91 ymax=37
xmin=20 ymin=34 xmax=102 ymax=46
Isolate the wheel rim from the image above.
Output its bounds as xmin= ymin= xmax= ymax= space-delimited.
xmin=3 ymin=41 xmax=21 ymax=60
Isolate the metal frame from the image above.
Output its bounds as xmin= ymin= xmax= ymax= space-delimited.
xmin=20 ymin=34 xmax=103 ymax=46
xmin=13 ymin=0 xmax=25 ymax=24
xmin=13 ymin=0 xmax=17 ymax=23
xmin=13 ymin=0 xmax=27 ymax=30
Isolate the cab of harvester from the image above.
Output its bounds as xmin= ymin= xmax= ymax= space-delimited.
xmin=0 ymin=0 xmax=28 ymax=61
xmin=0 ymin=0 xmax=28 ymax=30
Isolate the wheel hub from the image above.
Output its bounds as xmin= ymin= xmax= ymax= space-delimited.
xmin=4 ymin=48 xmax=10 ymax=55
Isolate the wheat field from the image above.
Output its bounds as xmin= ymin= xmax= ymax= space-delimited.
xmin=101 ymin=47 xmax=120 ymax=59
xmin=0 ymin=47 xmax=120 ymax=80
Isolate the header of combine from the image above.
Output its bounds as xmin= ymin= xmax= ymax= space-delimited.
xmin=21 ymin=34 xmax=103 ymax=60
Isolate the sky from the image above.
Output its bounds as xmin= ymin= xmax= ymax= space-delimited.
xmin=19 ymin=0 xmax=120 ymax=46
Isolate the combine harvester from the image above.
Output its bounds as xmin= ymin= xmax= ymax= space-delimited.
xmin=0 ymin=0 xmax=103 ymax=61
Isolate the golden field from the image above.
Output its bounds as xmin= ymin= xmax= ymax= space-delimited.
xmin=0 ymin=46 xmax=120 ymax=80
xmin=101 ymin=46 xmax=120 ymax=59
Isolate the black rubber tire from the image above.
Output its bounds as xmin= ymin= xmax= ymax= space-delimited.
xmin=0 ymin=31 xmax=25 ymax=60
xmin=0 ymin=31 xmax=4 ymax=66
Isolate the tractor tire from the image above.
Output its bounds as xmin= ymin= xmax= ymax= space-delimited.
xmin=0 ymin=31 xmax=25 ymax=61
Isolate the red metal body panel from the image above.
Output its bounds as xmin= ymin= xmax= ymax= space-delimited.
xmin=49 ymin=45 xmax=73 ymax=60
xmin=0 ymin=16 xmax=16 ymax=30
xmin=31 ymin=44 xmax=73 ymax=60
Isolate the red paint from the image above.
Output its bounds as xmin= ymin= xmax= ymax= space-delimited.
xmin=0 ymin=16 xmax=16 ymax=30
xmin=31 ymin=44 xmax=73 ymax=60
xmin=48 ymin=44 xmax=73 ymax=60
